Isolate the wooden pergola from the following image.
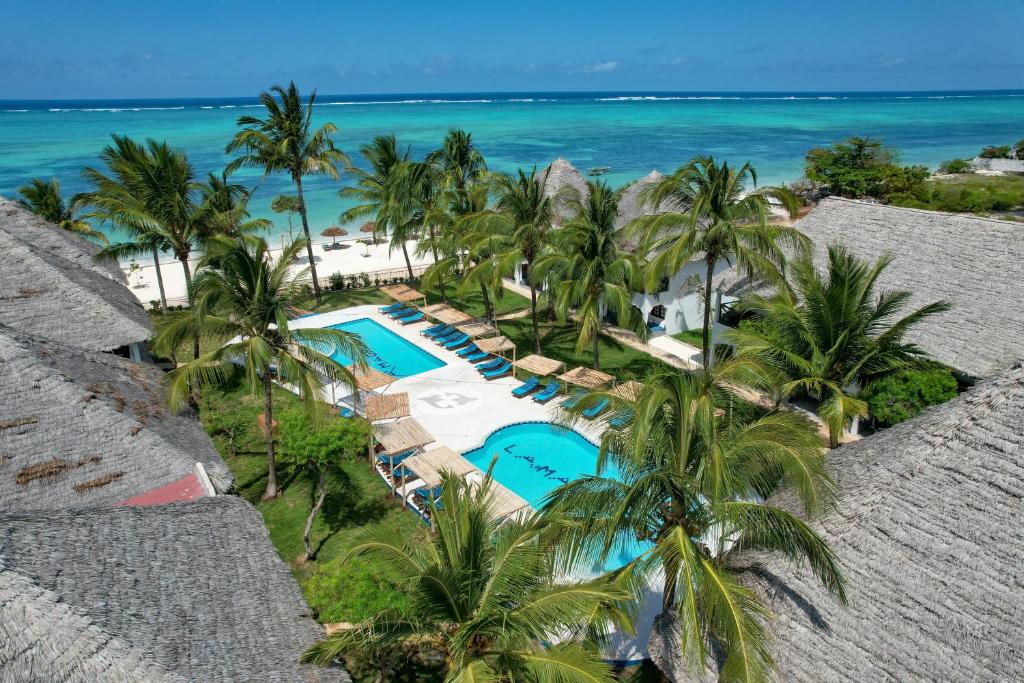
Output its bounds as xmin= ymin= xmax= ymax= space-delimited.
xmin=608 ymin=380 xmax=644 ymax=402
xmin=420 ymin=303 xmax=473 ymax=325
xmin=364 ymin=392 xmax=410 ymax=422
xmin=476 ymin=335 xmax=517 ymax=365
xmin=379 ymin=284 xmax=426 ymax=306
xmin=514 ymin=354 xmax=564 ymax=377
xmin=558 ymin=366 xmax=614 ymax=389
xmin=350 ymin=366 xmax=397 ymax=392
xmin=456 ymin=320 xmax=498 ymax=338
xmin=400 ymin=446 xmax=479 ymax=487
xmin=484 ymin=482 xmax=531 ymax=520
xmin=373 ymin=417 xmax=434 ymax=455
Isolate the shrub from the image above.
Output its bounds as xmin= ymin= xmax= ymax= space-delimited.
xmin=328 ymin=273 xmax=345 ymax=291
xmin=939 ymin=158 xmax=972 ymax=174
xmin=1015 ymin=139 xmax=1024 ymax=160
xmin=804 ymin=136 xmax=927 ymax=201
xmin=358 ymin=272 xmax=370 ymax=288
xmin=979 ymin=145 xmax=1011 ymax=159
xmin=861 ymin=366 xmax=959 ymax=427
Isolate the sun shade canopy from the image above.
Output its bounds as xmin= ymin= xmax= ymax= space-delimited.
xmin=456 ymin=320 xmax=498 ymax=338
xmin=400 ymin=446 xmax=479 ymax=487
xmin=476 ymin=336 xmax=515 ymax=354
xmin=373 ymin=417 xmax=434 ymax=455
xmin=558 ymin=366 xmax=614 ymax=389
xmin=350 ymin=366 xmax=397 ymax=391
xmin=608 ymin=380 xmax=644 ymax=402
xmin=514 ymin=354 xmax=565 ymax=376
xmin=364 ymin=392 xmax=410 ymax=422
xmin=420 ymin=303 xmax=473 ymax=325
xmin=379 ymin=284 xmax=424 ymax=303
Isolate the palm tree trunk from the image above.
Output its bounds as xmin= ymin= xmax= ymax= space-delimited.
xmin=592 ymin=332 xmax=600 ymax=370
xmin=529 ymin=283 xmax=541 ymax=354
xmin=179 ymin=254 xmax=199 ymax=360
xmin=293 ymin=175 xmax=322 ymax=306
xmin=262 ymin=375 xmax=279 ymax=499
xmin=702 ymin=258 xmax=715 ymax=369
xmin=428 ymin=226 xmax=447 ymax=302
xmin=480 ymin=283 xmax=494 ymax=324
xmin=302 ymin=469 xmax=327 ymax=561
xmin=400 ymin=240 xmax=414 ymax=280
xmin=151 ymin=245 xmax=167 ymax=309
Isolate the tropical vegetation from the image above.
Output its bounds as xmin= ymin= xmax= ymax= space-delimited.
xmin=859 ymin=364 xmax=959 ymax=427
xmin=16 ymin=177 xmax=107 ymax=243
xmin=803 ymin=136 xmax=930 ymax=201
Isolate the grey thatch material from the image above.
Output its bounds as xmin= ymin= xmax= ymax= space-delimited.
xmin=741 ymin=197 xmax=1024 ymax=378
xmin=0 ymin=496 xmax=348 ymax=681
xmin=0 ymin=196 xmax=124 ymax=282
xmin=374 ymin=417 xmax=434 ymax=454
xmin=687 ymin=362 xmax=1024 ymax=682
xmin=538 ymin=158 xmax=589 ymax=221
xmin=614 ymin=171 xmax=691 ymax=251
xmin=0 ymin=325 xmax=231 ymax=511
xmin=0 ymin=215 xmax=151 ymax=352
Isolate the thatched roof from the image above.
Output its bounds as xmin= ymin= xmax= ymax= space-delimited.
xmin=401 ymin=446 xmax=480 ymax=487
xmin=0 ymin=325 xmax=231 ymax=511
xmin=558 ymin=366 xmax=614 ymax=389
xmin=350 ymin=366 xmax=396 ymax=391
xmin=743 ymin=197 xmax=1024 ymax=378
xmin=0 ymin=496 xmax=348 ymax=681
xmin=514 ymin=354 xmax=564 ymax=376
xmin=456 ymin=320 xmax=498 ymax=338
xmin=421 ymin=303 xmax=473 ymax=325
xmin=614 ymin=171 xmax=690 ymax=251
xmin=485 ymin=481 xmax=531 ymax=520
xmin=373 ymin=417 xmax=434 ymax=455
xmin=476 ymin=335 xmax=515 ymax=354
xmin=683 ymin=361 xmax=1024 ymax=682
xmin=608 ymin=380 xmax=644 ymax=402
xmin=0 ymin=205 xmax=152 ymax=351
xmin=538 ymin=158 xmax=589 ymax=221
xmin=364 ymin=392 xmax=410 ymax=422
xmin=0 ymin=196 xmax=124 ymax=282
xmin=379 ymin=284 xmax=424 ymax=303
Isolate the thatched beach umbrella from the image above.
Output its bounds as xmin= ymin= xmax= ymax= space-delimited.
xmin=320 ymin=226 xmax=348 ymax=244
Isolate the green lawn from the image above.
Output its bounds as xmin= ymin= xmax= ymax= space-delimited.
xmin=297 ymin=282 xmax=531 ymax=319
xmin=891 ymin=173 xmax=1024 ymax=216
xmin=671 ymin=328 xmax=704 ymax=348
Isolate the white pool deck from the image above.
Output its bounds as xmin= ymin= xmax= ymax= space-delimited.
xmin=290 ymin=304 xmax=655 ymax=663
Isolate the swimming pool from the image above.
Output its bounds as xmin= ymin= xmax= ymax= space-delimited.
xmin=324 ymin=318 xmax=446 ymax=378
xmin=462 ymin=421 xmax=652 ymax=572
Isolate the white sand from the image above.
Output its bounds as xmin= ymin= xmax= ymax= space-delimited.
xmin=122 ymin=237 xmax=434 ymax=305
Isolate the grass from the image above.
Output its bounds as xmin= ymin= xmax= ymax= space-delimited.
xmin=891 ymin=173 xmax=1024 ymax=215
xmin=297 ymin=282 xmax=531 ymax=319
xmin=672 ymin=328 xmax=704 ymax=348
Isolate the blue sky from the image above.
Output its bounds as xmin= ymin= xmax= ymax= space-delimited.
xmin=3 ymin=0 xmax=1023 ymax=99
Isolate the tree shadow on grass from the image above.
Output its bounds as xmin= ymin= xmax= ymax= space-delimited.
xmin=312 ymin=467 xmax=400 ymax=556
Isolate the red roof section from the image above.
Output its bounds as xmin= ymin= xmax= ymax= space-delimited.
xmin=118 ymin=473 xmax=206 ymax=507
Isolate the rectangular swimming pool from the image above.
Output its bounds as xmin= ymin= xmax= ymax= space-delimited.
xmin=326 ymin=318 xmax=446 ymax=378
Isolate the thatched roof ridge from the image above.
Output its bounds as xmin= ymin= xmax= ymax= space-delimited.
xmin=538 ymin=158 xmax=589 ymax=221
xmin=0 ymin=221 xmax=151 ymax=351
xmin=0 ymin=497 xmax=349 ymax=681
xmin=374 ymin=417 xmax=435 ymax=454
xmin=0 ymin=196 xmax=124 ymax=282
xmin=0 ymin=325 xmax=231 ymax=511
xmin=720 ymin=362 xmax=1024 ymax=682
xmin=787 ymin=197 xmax=1024 ymax=378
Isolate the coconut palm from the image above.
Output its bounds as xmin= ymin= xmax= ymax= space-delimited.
xmin=153 ymin=236 xmax=366 ymax=499
xmin=16 ymin=178 xmax=107 ymax=244
xmin=196 ymin=171 xmax=270 ymax=243
xmin=428 ymin=128 xmax=488 ymax=208
xmin=534 ymin=181 xmax=646 ymax=369
xmin=544 ymin=360 xmax=846 ymax=683
xmin=83 ymin=136 xmax=204 ymax=338
xmin=630 ymin=156 xmax=804 ymax=367
xmin=340 ymin=134 xmax=419 ymax=279
xmin=465 ymin=168 xmax=554 ymax=353
xmin=727 ymin=245 xmax=951 ymax=447
xmin=303 ymin=470 xmax=633 ymax=681
xmin=226 ymin=81 xmax=348 ymax=305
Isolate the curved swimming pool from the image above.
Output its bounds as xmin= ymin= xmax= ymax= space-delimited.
xmin=462 ymin=421 xmax=652 ymax=572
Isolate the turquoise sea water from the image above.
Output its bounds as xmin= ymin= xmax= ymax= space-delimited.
xmin=463 ymin=421 xmax=653 ymax=571
xmin=2 ymin=90 xmax=1023 ymax=241
xmin=326 ymin=317 xmax=445 ymax=378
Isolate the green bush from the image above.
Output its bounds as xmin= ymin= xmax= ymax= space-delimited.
xmin=979 ymin=145 xmax=1011 ymax=159
xmin=1015 ymin=139 xmax=1024 ymax=160
xmin=939 ymin=158 xmax=972 ymax=174
xmin=861 ymin=366 xmax=958 ymax=427
xmin=304 ymin=556 xmax=414 ymax=623
xmin=804 ymin=136 xmax=928 ymax=201
xmin=328 ymin=273 xmax=345 ymax=291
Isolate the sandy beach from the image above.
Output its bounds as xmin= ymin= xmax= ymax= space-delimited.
xmin=124 ymin=236 xmax=434 ymax=306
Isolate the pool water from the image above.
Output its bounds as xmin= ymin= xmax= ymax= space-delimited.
xmin=463 ymin=421 xmax=653 ymax=572
xmin=325 ymin=318 xmax=446 ymax=378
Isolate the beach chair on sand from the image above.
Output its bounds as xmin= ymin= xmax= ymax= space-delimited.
xmin=399 ymin=312 xmax=425 ymax=325
xmin=582 ymin=397 xmax=610 ymax=419
xmin=532 ymin=382 xmax=559 ymax=403
xmin=511 ymin=376 xmax=540 ymax=397
xmin=476 ymin=358 xmax=504 ymax=373
xmin=482 ymin=361 xmax=513 ymax=380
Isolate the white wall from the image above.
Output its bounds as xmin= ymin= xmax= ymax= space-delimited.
xmin=631 ymin=259 xmax=737 ymax=335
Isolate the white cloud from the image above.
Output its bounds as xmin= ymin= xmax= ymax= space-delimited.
xmin=584 ymin=60 xmax=619 ymax=73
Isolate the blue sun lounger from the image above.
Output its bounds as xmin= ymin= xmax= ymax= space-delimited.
xmin=476 ymin=357 xmax=504 ymax=373
xmin=443 ymin=333 xmax=470 ymax=349
xmin=424 ymin=324 xmax=454 ymax=338
xmin=561 ymin=389 xmax=588 ymax=409
xmin=380 ymin=302 xmax=405 ymax=313
xmin=375 ymin=449 xmax=415 ymax=468
xmin=393 ymin=308 xmax=421 ymax=320
xmin=512 ymin=376 xmax=540 ymax=397
xmin=421 ymin=322 xmax=447 ymax=336
xmin=399 ymin=312 xmax=425 ymax=325
xmin=582 ymin=397 xmax=610 ymax=419
xmin=385 ymin=305 xmax=413 ymax=318
xmin=338 ymin=406 xmax=355 ymax=418
xmin=434 ymin=329 xmax=461 ymax=344
xmin=532 ymin=382 xmax=559 ymax=403
xmin=482 ymin=361 xmax=513 ymax=379
xmin=609 ymin=409 xmax=632 ymax=428
xmin=465 ymin=350 xmax=491 ymax=362
xmin=456 ymin=343 xmax=480 ymax=357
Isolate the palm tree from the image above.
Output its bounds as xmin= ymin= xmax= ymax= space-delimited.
xmin=727 ymin=245 xmax=951 ymax=447
xmin=465 ymin=168 xmax=554 ymax=353
xmin=15 ymin=178 xmax=107 ymax=244
xmin=544 ymin=360 xmax=846 ymax=682
xmin=83 ymin=136 xmax=204 ymax=335
xmin=630 ymin=156 xmax=804 ymax=367
xmin=196 ymin=171 xmax=270 ymax=243
xmin=153 ymin=236 xmax=367 ymax=499
xmin=304 ymin=471 xmax=633 ymax=681
xmin=340 ymin=134 xmax=419 ymax=279
xmin=226 ymin=81 xmax=348 ymax=306
xmin=428 ymin=128 xmax=488 ymax=208
xmin=534 ymin=181 xmax=646 ymax=370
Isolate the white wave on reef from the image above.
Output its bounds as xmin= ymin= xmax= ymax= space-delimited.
xmin=320 ymin=98 xmax=495 ymax=105
xmin=46 ymin=106 xmax=186 ymax=112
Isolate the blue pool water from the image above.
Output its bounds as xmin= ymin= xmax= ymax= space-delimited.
xmin=325 ymin=318 xmax=445 ymax=378
xmin=463 ymin=421 xmax=653 ymax=572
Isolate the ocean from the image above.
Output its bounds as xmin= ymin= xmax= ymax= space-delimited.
xmin=2 ymin=90 xmax=1022 ymax=241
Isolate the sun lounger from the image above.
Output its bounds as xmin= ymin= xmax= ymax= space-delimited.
xmin=456 ymin=343 xmax=480 ymax=357
xmin=421 ymin=322 xmax=447 ymax=336
xmin=443 ymin=333 xmax=470 ymax=349
xmin=387 ymin=306 xmax=414 ymax=319
xmin=380 ymin=302 xmax=406 ymax=313
xmin=476 ymin=357 xmax=504 ymax=373
xmin=561 ymin=389 xmax=588 ymax=409
xmin=464 ymin=350 xmax=491 ymax=362
xmin=511 ymin=376 xmax=540 ymax=397
xmin=434 ymin=330 xmax=461 ymax=344
xmin=423 ymin=324 xmax=454 ymax=338
xmin=582 ymin=397 xmax=610 ymax=419
xmin=399 ymin=312 xmax=425 ymax=325
xmin=338 ymin=406 xmax=355 ymax=418
xmin=532 ymin=382 xmax=559 ymax=403
xmin=392 ymin=308 xmax=420 ymax=320
xmin=482 ymin=361 xmax=512 ymax=379
xmin=609 ymin=409 xmax=632 ymax=428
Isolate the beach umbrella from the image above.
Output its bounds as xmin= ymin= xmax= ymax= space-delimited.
xmin=360 ymin=221 xmax=377 ymax=234
xmin=320 ymin=226 xmax=348 ymax=245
